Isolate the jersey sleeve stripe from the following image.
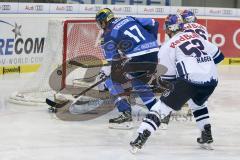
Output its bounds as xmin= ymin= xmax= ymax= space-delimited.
xmin=213 ymin=52 xmax=224 ymax=64
xmin=212 ymin=49 xmax=220 ymax=59
xmin=212 ymin=48 xmax=225 ymax=64
xmin=176 ymin=61 xmax=188 ymax=78
xmin=176 ymin=62 xmax=184 ymax=77
xmin=181 ymin=62 xmax=189 ymax=79
xmin=161 ymin=75 xmax=176 ymax=79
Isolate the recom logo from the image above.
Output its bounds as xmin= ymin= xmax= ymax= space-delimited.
xmin=0 ymin=20 xmax=45 ymax=55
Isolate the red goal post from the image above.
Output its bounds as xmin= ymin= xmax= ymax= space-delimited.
xmin=8 ymin=18 xmax=107 ymax=105
xmin=61 ymin=19 xmax=107 ymax=89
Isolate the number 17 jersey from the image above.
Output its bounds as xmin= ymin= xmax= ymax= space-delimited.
xmin=101 ymin=16 xmax=159 ymax=61
xmin=159 ymin=31 xmax=221 ymax=86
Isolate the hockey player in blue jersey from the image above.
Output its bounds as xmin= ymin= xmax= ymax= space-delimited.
xmin=95 ymin=8 xmax=160 ymax=129
xmin=130 ymin=14 xmax=224 ymax=152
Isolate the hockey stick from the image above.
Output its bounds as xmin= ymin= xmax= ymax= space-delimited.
xmin=47 ymin=64 xmax=169 ymax=111
xmin=72 ymin=75 xmax=109 ymax=98
xmin=47 ymin=78 xmax=171 ymax=107
xmin=69 ymin=59 xmax=109 ymax=68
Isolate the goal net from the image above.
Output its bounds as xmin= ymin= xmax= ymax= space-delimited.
xmin=9 ymin=19 xmax=106 ymax=105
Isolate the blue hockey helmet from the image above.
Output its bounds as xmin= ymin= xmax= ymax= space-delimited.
xmin=180 ymin=9 xmax=197 ymax=23
xmin=164 ymin=14 xmax=184 ymax=32
xmin=95 ymin=8 xmax=114 ymax=29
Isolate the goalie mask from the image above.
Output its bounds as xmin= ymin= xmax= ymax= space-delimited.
xmin=180 ymin=10 xmax=197 ymax=23
xmin=96 ymin=8 xmax=114 ymax=30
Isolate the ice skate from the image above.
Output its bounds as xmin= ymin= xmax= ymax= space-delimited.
xmin=109 ymin=111 xmax=133 ymax=129
xmin=159 ymin=112 xmax=171 ymax=130
xmin=197 ymin=124 xmax=214 ymax=150
xmin=130 ymin=129 xmax=151 ymax=154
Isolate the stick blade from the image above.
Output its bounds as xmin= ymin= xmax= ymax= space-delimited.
xmin=46 ymin=98 xmax=69 ymax=108
xmin=46 ymin=98 xmax=58 ymax=107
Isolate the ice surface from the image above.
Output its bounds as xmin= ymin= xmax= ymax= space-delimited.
xmin=0 ymin=66 xmax=239 ymax=160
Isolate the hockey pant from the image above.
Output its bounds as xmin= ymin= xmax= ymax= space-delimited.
xmin=105 ymin=52 xmax=158 ymax=112
xmin=138 ymin=79 xmax=217 ymax=134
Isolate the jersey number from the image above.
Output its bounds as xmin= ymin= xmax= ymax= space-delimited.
xmin=185 ymin=29 xmax=207 ymax=40
xmin=124 ymin=25 xmax=146 ymax=43
xmin=179 ymin=39 xmax=207 ymax=57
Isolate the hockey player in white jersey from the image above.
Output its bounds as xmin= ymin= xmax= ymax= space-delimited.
xmin=180 ymin=9 xmax=225 ymax=130
xmin=180 ymin=9 xmax=224 ymax=63
xmin=130 ymin=14 xmax=224 ymax=153
xmin=158 ymin=10 xmax=225 ymax=129
xmin=180 ymin=9 xmax=208 ymax=40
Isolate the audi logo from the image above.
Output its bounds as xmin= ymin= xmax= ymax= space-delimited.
xmin=34 ymin=5 xmax=43 ymax=11
xmin=155 ymin=8 xmax=164 ymax=13
xmin=66 ymin=6 xmax=73 ymax=11
xmin=222 ymin=10 xmax=232 ymax=15
xmin=123 ymin=7 xmax=131 ymax=12
xmin=189 ymin=9 xmax=199 ymax=14
xmin=0 ymin=5 xmax=11 ymax=11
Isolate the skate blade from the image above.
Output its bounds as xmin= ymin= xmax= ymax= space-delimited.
xmin=109 ymin=122 xmax=133 ymax=130
xmin=129 ymin=146 xmax=139 ymax=154
xmin=199 ymin=143 xmax=214 ymax=150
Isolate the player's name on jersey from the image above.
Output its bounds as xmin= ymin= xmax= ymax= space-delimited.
xmin=196 ymin=56 xmax=212 ymax=63
xmin=170 ymin=33 xmax=199 ymax=48
xmin=113 ymin=18 xmax=129 ymax=30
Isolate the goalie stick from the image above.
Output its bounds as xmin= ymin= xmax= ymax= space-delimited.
xmin=46 ymin=58 xmax=109 ymax=111
xmin=46 ymin=75 xmax=109 ymax=111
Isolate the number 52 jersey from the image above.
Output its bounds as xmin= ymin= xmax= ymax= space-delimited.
xmin=159 ymin=31 xmax=224 ymax=85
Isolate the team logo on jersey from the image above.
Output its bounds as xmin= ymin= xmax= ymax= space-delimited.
xmin=118 ymin=39 xmax=133 ymax=52
xmin=170 ymin=32 xmax=199 ymax=48
xmin=162 ymin=89 xmax=171 ymax=97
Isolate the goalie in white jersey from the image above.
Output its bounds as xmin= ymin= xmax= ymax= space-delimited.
xmin=130 ymin=14 xmax=224 ymax=152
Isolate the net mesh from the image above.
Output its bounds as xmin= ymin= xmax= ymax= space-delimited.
xmin=65 ymin=21 xmax=105 ymax=67
xmin=8 ymin=19 xmax=104 ymax=105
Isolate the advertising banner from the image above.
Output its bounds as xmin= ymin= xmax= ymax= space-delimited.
xmin=18 ymin=3 xmax=49 ymax=14
xmin=0 ymin=3 xmax=18 ymax=14
xmin=137 ymin=6 xmax=170 ymax=15
xmin=107 ymin=5 xmax=137 ymax=15
xmin=0 ymin=3 xmax=240 ymax=17
xmin=0 ymin=18 xmax=48 ymax=74
xmin=156 ymin=18 xmax=240 ymax=58
xmin=170 ymin=6 xmax=205 ymax=16
xmin=78 ymin=4 xmax=107 ymax=14
xmin=206 ymin=19 xmax=240 ymax=57
xmin=205 ymin=7 xmax=238 ymax=17
xmin=0 ymin=10 xmax=240 ymax=75
xmin=49 ymin=3 xmax=79 ymax=14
